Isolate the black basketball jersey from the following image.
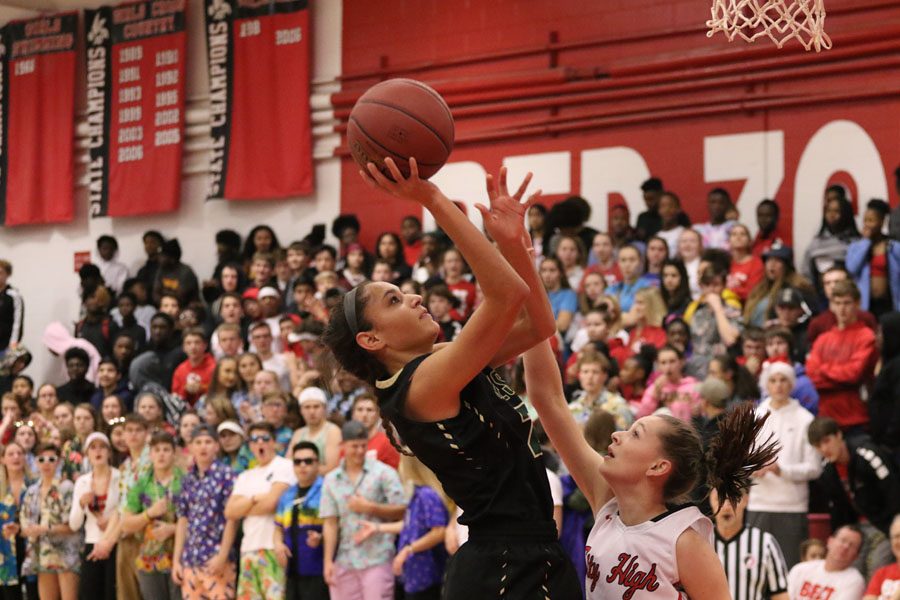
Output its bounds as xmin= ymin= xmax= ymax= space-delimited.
xmin=375 ymin=354 xmax=553 ymax=530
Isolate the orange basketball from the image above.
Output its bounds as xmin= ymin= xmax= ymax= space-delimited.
xmin=347 ymin=79 xmax=455 ymax=180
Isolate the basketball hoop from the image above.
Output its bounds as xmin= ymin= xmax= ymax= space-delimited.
xmin=707 ymin=0 xmax=832 ymax=52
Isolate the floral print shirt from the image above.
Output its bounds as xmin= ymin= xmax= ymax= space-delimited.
xmin=0 ymin=477 xmax=34 ymax=584
xmin=20 ymin=478 xmax=82 ymax=575
xmin=319 ymin=458 xmax=406 ymax=570
xmin=174 ymin=460 xmax=235 ymax=568
xmin=124 ymin=468 xmax=184 ymax=573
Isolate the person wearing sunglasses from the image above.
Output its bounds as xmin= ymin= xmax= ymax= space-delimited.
xmin=20 ymin=443 xmax=81 ymax=600
xmin=274 ymin=441 xmax=328 ymax=600
xmin=224 ymin=421 xmax=296 ymax=599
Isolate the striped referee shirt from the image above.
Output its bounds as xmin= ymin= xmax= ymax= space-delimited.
xmin=716 ymin=525 xmax=789 ymax=600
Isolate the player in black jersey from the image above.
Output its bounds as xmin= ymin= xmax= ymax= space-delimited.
xmin=323 ymin=157 xmax=580 ymax=598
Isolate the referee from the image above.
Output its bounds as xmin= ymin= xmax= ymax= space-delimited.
xmin=712 ymin=488 xmax=790 ymax=600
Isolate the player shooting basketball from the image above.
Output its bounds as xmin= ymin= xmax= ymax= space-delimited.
xmin=322 ymin=157 xmax=581 ymax=597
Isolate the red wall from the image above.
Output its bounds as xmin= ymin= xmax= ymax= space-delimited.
xmin=337 ymin=0 xmax=900 ymax=253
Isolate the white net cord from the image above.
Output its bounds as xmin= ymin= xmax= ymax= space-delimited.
xmin=707 ymin=0 xmax=833 ymax=52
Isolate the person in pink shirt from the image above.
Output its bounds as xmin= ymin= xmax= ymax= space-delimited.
xmin=170 ymin=328 xmax=216 ymax=408
xmin=638 ymin=345 xmax=700 ymax=421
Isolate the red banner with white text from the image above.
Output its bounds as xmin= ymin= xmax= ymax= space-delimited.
xmin=205 ymin=0 xmax=313 ymax=200
xmin=85 ymin=0 xmax=186 ymax=218
xmin=0 ymin=12 xmax=76 ymax=226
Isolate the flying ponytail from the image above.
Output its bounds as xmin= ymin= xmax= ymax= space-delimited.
xmin=704 ymin=402 xmax=780 ymax=511
xmin=657 ymin=401 xmax=779 ymax=509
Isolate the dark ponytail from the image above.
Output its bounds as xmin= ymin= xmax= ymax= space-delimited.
xmin=657 ymin=402 xmax=779 ymax=509
xmin=320 ymin=283 xmax=412 ymax=458
xmin=704 ymin=402 xmax=779 ymax=511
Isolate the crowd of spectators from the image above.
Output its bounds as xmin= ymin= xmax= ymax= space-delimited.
xmin=0 ymin=168 xmax=899 ymax=599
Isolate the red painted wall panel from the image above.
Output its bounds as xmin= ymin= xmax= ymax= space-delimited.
xmin=339 ymin=0 xmax=900 ymax=253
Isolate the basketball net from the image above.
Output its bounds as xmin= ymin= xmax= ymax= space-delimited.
xmin=707 ymin=0 xmax=832 ymax=52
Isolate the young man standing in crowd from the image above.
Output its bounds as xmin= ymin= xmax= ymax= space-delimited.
xmin=261 ymin=392 xmax=293 ymax=455
xmin=805 ymin=280 xmax=878 ymax=434
xmin=274 ymin=441 xmax=328 ymax=600
xmin=350 ymin=393 xmax=400 ymax=469
xmin=56 ymin=347 xmax=97 ymax=406
xmin=808 ymin=417 xmax=900 ymax=580
xmin=807 ymin=266 xmax=878 ymax=347
xmin=635 ymin=177 xmax=664 ymax=240
xmin=129 ymin=313 xmax=187 ymax=393
xmin=320 ymin=421 xmax=406 ymax=599
xmin=787 ymin=525 xmax=866 ymax=599
xmin=711 ymin=489 xmax=789 ymax=600
xmin=114 ymin=414 xmax=152 ymax=600
xmin=0 ymin=259 xmax=24 ymax=357
xmin=248 ymin=322 xmax=291 ymax=391
xmin=212 ymin=322 xmax=244 ymax=360
xmin=173 ymin=424 xmax=238 ymax=600
xmin=171 ymin=328 xmax=216 ymax=408
xmin=95 ymin=235 xmax=130 ymax=295
xmin=225 ymin=421 xmax=296 ymax=600
xmin=695 ymin=188 xmax=735 ymax=250
xmin=122 ymin=431 xmax=185 ymax=600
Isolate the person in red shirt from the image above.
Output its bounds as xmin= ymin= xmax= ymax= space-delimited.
xmin=439 ymin=248 xmax=477 ymax=321
xmin=170 ymin=327 xmax=216 ymax=408
xmin=401 ymin=215 xmax=424 ymax=267
xmin=350 ymin=393 xmax=400 ymax=470
xmin=805 ymin=280 xmax=878 ymax=433
xmin=727 ymin=223 xmax=764 ymax=302
xmin=807 ymin=266 xmax=878 ymax=348
xmin=751 ymin=200 xmax=785 ymax=258
xmin=864 ymin=515 xmax=900 ymax=600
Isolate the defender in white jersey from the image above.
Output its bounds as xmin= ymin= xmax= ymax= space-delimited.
xmin=523 ymin=337 xmax=779 ymax=599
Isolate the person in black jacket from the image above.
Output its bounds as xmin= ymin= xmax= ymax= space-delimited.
xmin=807 ymin=417 xmax=900 ymax=579
xmin=871 ymin=312 xmax=900 ymax=465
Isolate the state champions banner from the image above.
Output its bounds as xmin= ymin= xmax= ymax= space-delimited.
xmin=85 ymin=0 xmax=186 ymax=218
xmin=205 ymin=0 xmax=313 ymax=200
xmin=0 ymin=13 xmax=77 ymax=226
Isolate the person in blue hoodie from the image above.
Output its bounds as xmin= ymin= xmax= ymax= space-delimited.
xmin=845 ymin=199 xmax=900 ymax=319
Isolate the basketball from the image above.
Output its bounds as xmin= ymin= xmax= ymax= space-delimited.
xmin=347 ymin=79 xmax=455 ymax=180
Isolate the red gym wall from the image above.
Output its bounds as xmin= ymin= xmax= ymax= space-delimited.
xmin=336 ymin=0 xmax=900 ymax=254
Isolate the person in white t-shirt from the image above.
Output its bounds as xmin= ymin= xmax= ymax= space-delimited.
xmin=787 ymin=525 xmax=866 ymax=600
xmin=224 ymin=421 xmax=297 ymax=600
xmin=522 ymin=336 xmax=779 ymax=599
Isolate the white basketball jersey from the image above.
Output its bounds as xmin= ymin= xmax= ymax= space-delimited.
xmin=584 ymin=497 xmax=714 ymax=599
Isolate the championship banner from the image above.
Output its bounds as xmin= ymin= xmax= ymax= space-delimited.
xmin=205 ymin=0 xmax=313 ymax=200
xmin=0 ymin=13 xmax=77 ymax=226
xmin=85 ymin=0 xmax=186 ymax=218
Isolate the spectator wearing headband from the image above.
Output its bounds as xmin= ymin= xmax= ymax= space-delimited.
xmin=290 ymin=388 xmax=341 ymax=476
